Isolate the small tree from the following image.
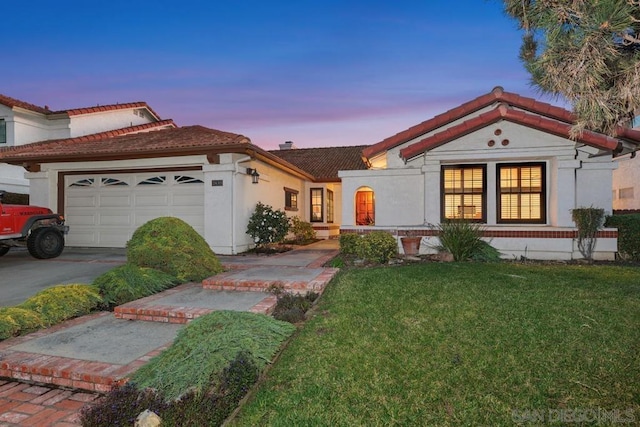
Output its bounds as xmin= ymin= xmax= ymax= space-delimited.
xmin=246 ymin=202 xmax=290 ymax=248
xmin=571 ymin=207 xmax=605 ymax=262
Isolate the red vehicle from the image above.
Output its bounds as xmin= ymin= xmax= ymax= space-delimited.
xmin=0 ymin=190 xmax=68 ymax=259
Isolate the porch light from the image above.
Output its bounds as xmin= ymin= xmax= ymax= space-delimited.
xmin=246 ymin=168 xmax=260 ymax=184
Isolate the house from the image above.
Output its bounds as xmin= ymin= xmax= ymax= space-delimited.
xmin=339 ymin=86 xmax=640 ymax=260
xmin=0 ymin=106 xmax=367 ymax=253
xmin=2 ymin=87 xmax=637 ymax=259
xmin=0 ymin=94 xmax=167 ymax=193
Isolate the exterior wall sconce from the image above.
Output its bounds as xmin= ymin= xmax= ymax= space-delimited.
xmin=246 ymin=168 xmax=260 ymax=184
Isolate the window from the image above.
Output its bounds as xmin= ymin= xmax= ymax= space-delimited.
xmin=138 ymin=176 xmax=166 ymax=185
xmin=441 ymin=165 xmax=486 ymax=221
xmin=619 ymin=187 xmax=634 ymax=199
xmin=310 ymin=188 xmax=323 ymax=222
xmin=0 ymin=119 xmax=6 ymax=144
xmin=101 ymin=177 xmax=128 ymax=186
xmin=497 ymin=163 xmax=545 ymax=223
xmin=327 ymin=189 xmax=334 ymax=223
xmin=355 ymin=189 xmax=375 ymax=225
xmin=285 ymin=187 xmax=298 ymax=211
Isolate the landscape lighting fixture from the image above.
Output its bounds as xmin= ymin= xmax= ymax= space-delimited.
xmin=246 ymin=168 xmax=260 ymax=184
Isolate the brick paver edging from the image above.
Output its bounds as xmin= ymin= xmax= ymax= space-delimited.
xmin=0 ymin=380 xmax=98 ymax=426
xmin=0 ymin=313 xmax=172 ymax=393
xmin=203 ymin=267 xmax=339 ymax=293
xmin=114 ymin=282 xmax=279 ymax=323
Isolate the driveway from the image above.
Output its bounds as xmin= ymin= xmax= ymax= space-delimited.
xmin=0 ymin=247 xmax=126 ymax=307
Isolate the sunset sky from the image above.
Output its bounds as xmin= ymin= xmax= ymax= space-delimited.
xmin=4 ymin=0 xmax=566 ymax=149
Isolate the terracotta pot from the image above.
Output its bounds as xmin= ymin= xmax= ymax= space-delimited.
xmin=400 ymin=236 xmax=421 ymax=256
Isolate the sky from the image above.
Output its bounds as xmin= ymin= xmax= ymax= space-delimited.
xmin=3 ymin=0 xmax=567 ymax=150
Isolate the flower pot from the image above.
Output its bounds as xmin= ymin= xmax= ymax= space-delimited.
xmin=400 ymin=236 xmax=421 ymax=256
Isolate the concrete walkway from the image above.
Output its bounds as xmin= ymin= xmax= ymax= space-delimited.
xmin=0 ymin=240 xmax=339 ymax=426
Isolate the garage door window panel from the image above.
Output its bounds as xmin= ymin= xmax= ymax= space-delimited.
xmin=138 ymin=176 xmax=167 ymax=185
xmin=101 ymin=178 xmax=129 ymax=186
xmin=175 ymin=175 xmax=204 ymax=184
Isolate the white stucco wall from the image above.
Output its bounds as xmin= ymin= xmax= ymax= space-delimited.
xmin=0 ymin=164 xmax=29 ymax=193
xmin=69 ymin=108 xmax=156 ymax=137
xmin=339 ymin=168 xmax=424 ymax=227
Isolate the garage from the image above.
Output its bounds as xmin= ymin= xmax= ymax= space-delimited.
xmin=64 ymin=170 xmax=204 ymax=247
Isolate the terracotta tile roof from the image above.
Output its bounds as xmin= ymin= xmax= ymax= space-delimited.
xmin=270 ymin=145 xmax=369 ymax=181
xmin=0 ymin=94 xmax=162 ymax=120
xmin=400 ymin=103 xmax=625 ymax=160
xmin=0 ymin=124 xmax=249 ymax=163
xmin=363 ymin=86 xmax=576 ymax=159
xmin=0 ymin=94 xmax=52 ymax=115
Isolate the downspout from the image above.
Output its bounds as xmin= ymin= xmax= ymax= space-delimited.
xmin=231 ymin=156 xmax=252 ymax=255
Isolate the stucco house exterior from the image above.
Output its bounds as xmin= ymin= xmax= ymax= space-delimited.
xmin=0 ymin=108 xmax=366 ymax=254
xmin=1 ymin=87 xmax=637 ymax=259
xmin=0 ymin=94 xmax=166 ymax=193
xmin=339 ymin=87 xmax=640 ymax=260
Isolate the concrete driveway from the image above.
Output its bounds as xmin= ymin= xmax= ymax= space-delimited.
xmin=0 ymin=247 xmax=126 ymax=307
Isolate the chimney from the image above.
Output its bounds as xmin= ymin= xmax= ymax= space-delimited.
xmin=279 ymin=141 xmax=297 ymax=150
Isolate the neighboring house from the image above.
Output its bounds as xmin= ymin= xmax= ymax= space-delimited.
xmin=612 ymin=122 xmax=640 ymax=213
xmin=0 ymin=123 xmax=366 ymax=254
xmin=339 ymin=87 xmax=640 ymax=260
xmin=0 ymin=94 xmax=166 ymax=193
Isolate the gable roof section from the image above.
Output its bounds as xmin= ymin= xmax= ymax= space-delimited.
xmin=400 ymin=104 xmax=625 ymax=160
xmin=0 ymin=94 xmax=52 ymax=115
xmin=0 ymin=124 xmax=247 ymax=163
xmin=0 ymin=94 xmax=161 ymax=120
xmin=270 ymin=145 xmax=369 ymax=182
xmin=363 ymin=86 xmax=576 ymax=159
xmin=0 ymin=124 xmax=316 ymax=181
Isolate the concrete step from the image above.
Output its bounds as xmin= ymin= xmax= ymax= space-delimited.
xmin=202 ymin=266 xmax=338 ymax=293
xmin=114 ymin=282 xmax=277 ymax=323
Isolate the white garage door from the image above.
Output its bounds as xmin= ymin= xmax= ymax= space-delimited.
xmin=64 ymin=171 xmax=204 ymax=247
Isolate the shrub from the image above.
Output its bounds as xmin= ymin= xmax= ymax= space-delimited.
xmin=572 ymin=207 xmax=605 ymax=261
xmin=289 ymin=216 xmax=316 ymax=244
xmin=246 ymin=202 xmax=290 ymax=248
xmin=131 ymin=310 xmax=295 ymax=400
xmin=339 ymin=233 xmax=363 ymax=255
xmin=272 ymin=291 xmax=319 ymax=323
xmin=79 ymin=383 xmax=167 ymax=427
xmin=605 ymin=214 xmax=640 ymax=261
xmin=435 ymin=220 xmax=500 ymax=262
xmin=20 ymin=284 xmax=102 ymax=326
xmin=0 ymin=307 xmax=44 ymax=339
xmin=359 ymin=231 xmax=398 ymax=264
xmin=93 ymin=264 xmax=179 ymax=308
xmin=80 ymin=351 xmax=259 ymax=427
xmin=127 ymin=217 xmax=223 ymax=282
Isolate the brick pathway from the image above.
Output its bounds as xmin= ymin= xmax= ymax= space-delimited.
xmin=0 ymin=380 xmax=98 ymax=426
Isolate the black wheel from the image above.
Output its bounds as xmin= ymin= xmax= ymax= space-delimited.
xmin=0 ymin=246 xmax=9 ymax=257
xmin=27 ymin=228 xmax=65 ymax=259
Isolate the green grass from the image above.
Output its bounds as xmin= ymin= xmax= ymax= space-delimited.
xmin=232 ymin=263 xmax=640 ymax=426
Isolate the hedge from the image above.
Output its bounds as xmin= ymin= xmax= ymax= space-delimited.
xmin=605 ymin=214 xmax=640 ymax=261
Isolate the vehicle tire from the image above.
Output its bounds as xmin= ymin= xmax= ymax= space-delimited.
xmin=27 ymin=228 xmax=65 ymax=259
xmin=0 ymin=246 xmax=9 ymax=257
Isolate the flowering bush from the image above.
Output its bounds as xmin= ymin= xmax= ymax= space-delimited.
xmin=246 ymin=202 xmax=290 ymax=248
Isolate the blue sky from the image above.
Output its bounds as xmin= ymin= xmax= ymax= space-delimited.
xmin=4 ymin=0 xmax=565 ymax=149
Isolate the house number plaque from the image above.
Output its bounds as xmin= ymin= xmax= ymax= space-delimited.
xmin=211 ymin=180 xmax=223 ymax=186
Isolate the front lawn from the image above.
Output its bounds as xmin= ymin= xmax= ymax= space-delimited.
xmin=232 ymin=263 xmax=640 ymax=426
